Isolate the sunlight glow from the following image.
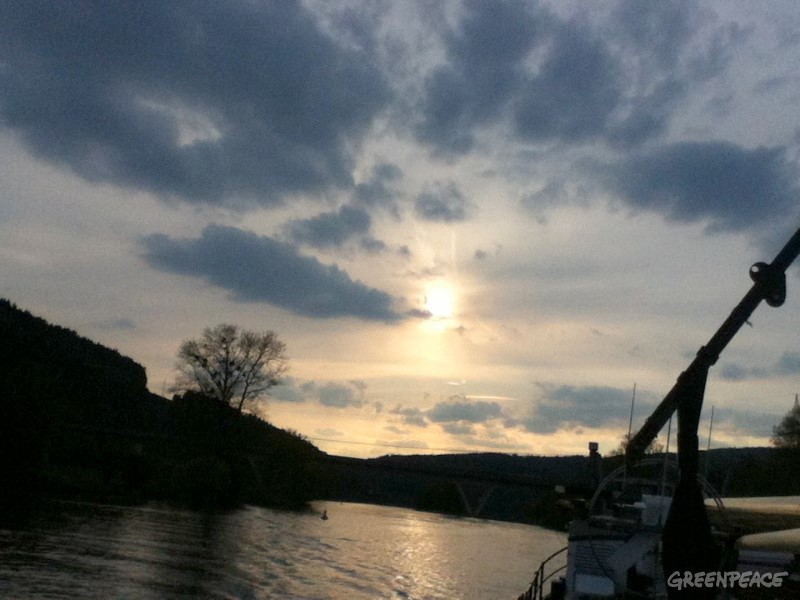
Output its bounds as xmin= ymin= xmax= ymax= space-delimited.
xmin=425 ymin=284 xmax=455 ymax=319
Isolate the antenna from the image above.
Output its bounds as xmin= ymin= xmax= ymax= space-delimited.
xmin=659 ymin=415 xmax=673 ymax=501
xmin=626 ymin=383 xmax=637 ymax=448
xmin=623 ymin=383 xmax=637 ymax=487
xmin=703 ymin=405 xmax=715 ymax=480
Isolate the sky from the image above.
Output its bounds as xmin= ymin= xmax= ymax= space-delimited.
xmin=2 ymin=0 xmax=800 ymax=459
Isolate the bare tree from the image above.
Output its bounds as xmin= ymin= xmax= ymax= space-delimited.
xmin=772 ymin=395 xmax=800 ymax=449
xmin=173 ymin=324 xmax=288 ymax=412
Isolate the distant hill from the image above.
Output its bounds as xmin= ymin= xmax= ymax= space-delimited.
xmin=371 ymin=452 xmax=597 ymax=487
xmin=316 ymin=446 xmax=800 ymax=524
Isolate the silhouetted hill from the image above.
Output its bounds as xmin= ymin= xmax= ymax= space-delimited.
xmin=0 ymin=299 xmax=324 ymax=512
xmin=0 ymin=299 xmax=148 ymax=431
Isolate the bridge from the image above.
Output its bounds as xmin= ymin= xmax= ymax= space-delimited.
xmin=323 ymin=454 xmax=599 ymax=521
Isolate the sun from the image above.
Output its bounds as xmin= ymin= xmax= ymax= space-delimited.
xmin=425 ymin=284 xmax=455 ymax=319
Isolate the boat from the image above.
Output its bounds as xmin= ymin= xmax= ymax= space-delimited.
xmin=517 ymin=226 xmax=800 ymax=599
xmin=520 ymin=467 xmax=800 ymax=599
xmin=518 ymin=458 xmax=732 ymax=599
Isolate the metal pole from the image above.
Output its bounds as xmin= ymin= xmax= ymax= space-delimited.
xmin=704 ymin=405 xmax=715 ymax=480
xmin=626 ymin=383 xmax=636 ymax=448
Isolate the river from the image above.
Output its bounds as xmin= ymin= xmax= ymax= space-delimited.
xmin=0 ymin=500 xmax=567 ymax=599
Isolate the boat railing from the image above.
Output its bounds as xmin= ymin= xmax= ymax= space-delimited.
xmin=516 ymin=545 xmax=567 ymax=600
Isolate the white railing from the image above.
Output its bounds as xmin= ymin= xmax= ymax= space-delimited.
xmin=517 ymin=546 xmax=567 ymax=600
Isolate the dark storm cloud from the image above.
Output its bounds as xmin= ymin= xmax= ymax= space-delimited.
xmin=522 ymin=384 xmax=649 ymax=434
xmin=607 ymin=142 xmax=798 ymax=232
xmin=142 ymin=225 xmax=402 ymax=321
xmin=0 ymin=1 xmax=388 ymax=206
xmin=414 ymin=183 xmax=471 ymax=222
xmin=286 ymin=205 xmax=372 ymax=249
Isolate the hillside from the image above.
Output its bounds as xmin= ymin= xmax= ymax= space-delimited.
xmin=0 ymin=299 xmax=324 ymax=512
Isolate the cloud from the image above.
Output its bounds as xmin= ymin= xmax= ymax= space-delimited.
xmin=718 ymin=363 xmax=767 ymax=382
xmin=513 ymin=21 xmax=622 ymax=143
xmin=719 ymin=351 xmax=800 ymax=381
xmin=354 ymin=163 xmax=403 ymax=213
xmin=522 ymin=384 xmax=646 ymax=434
xmin=94 ymin=318 xmax=136 ymax=331
xmin=609 ymin=1 xmax=696 ymax=72
xmin=389 ymin=395 xmax=512 ymax=440
xmin=286 ymin=204 xmax=372 ymax=249
xmin=412 ymin=0 xmax=740 ymax=154
xmin=142 ymin=224 xmax=403 ymax=321
xmin=0 ymin=1 xmax=388 ymax=207
xmin=713 ymin=407 xmax=785 ymax=439
xmin=360 ymin=237 xmax=388 ymax=255
xmin=415 ymin=0 xmax=542 ymax=154
xmin=268 ymin=378 xmax=308 ymax=403
xmin=605 ymin=142 xmax=798 ymax=232
xmin=776 ymin=352 xmax=800 ymax=375
xmin=317 ymin=382 xmax=364 ymax=408
xmin=267 ymin=378 xmax=369 ymax=408
xmin=600 ymin=1 xmax=719 ymax=146
xmin=441 ymin=422 xmax=476 ymax=436
xmin=316 ymin=428 xmax=345 ymax=438
xmin=414 ymin=182 xmax=472 ymax=222
xmin=390 ymin=405 xmax=428 ymax=428
xmin=426 ymin=396 xmax=504 ymax=423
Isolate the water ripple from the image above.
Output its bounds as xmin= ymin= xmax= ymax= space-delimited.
xmin=0 ymin=500 xmax=566 ymax=599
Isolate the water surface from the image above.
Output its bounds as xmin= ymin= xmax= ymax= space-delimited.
xmin=0 ymin=501 xmax=567 ymax=599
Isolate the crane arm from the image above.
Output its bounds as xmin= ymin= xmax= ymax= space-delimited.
xmin=626 ymin=225 xmax=800 ymax=464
